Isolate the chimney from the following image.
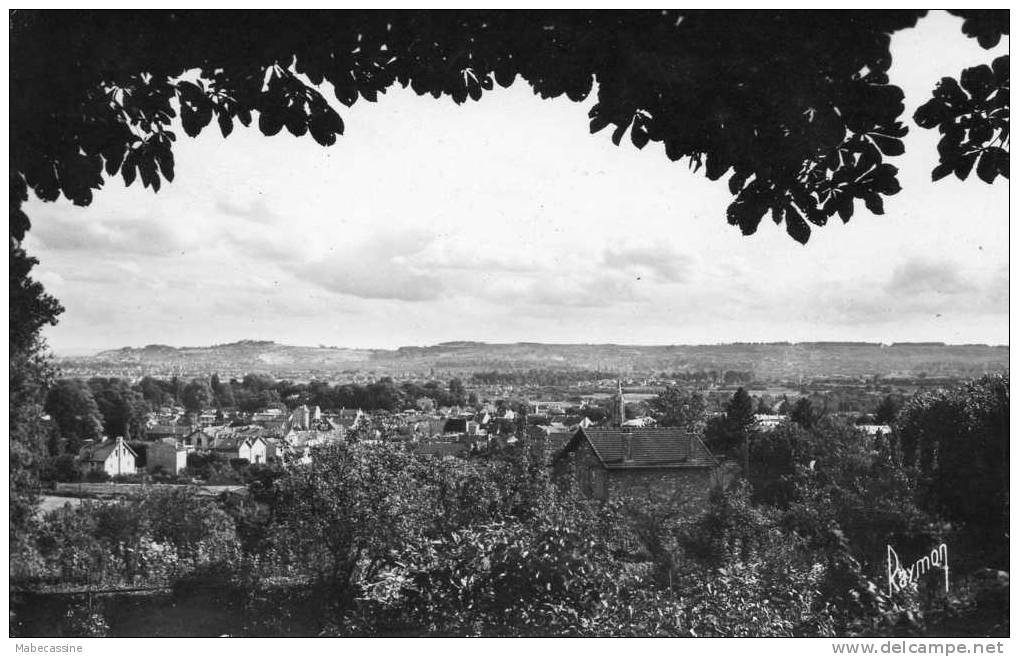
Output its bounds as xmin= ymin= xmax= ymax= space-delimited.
xmin=622 ymin=431 xmax=633 ymax=461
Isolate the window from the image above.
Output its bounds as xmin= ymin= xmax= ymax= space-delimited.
xmin=583 ymin=466 xmax=594 ymax=495
xmin=592 ymin=469 xmax=607 ymax=500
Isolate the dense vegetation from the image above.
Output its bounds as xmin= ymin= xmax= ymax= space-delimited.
xmin=10 ymin=374 xmax=1009 ymax=637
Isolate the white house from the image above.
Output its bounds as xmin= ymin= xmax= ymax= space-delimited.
xmin=77 ymin=437 xmax=137 ymax=477
xmin=211 ymin=435 xmax=268 ymax=464
xmin=145 ymin=441 xmax=189 ymax=475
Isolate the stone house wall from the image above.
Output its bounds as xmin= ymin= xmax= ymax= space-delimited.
xmin=554 ymin=437 xmax=722 ymax=511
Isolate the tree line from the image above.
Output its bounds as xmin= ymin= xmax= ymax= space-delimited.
xmin=469 ymin=369 xmax=620 ymax=386
xmin=41 ymin=374 xmax=476 ymax=457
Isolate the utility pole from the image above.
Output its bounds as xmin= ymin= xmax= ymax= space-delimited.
xmin=743 ymin=430 xmax=750 ymax=481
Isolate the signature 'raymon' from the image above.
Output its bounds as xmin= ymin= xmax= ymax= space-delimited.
xmin=887 ymin=543 xmax=949 ymax=595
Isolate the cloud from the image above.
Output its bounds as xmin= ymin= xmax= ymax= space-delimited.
xmin=818 ymin=259 xmax=1005 ymax=327
xmin=602 ymin=244 xmax=692 ymax=283
xmin=886 ymin=259 xmax=975 ymax=295
xmin=224 ymin=226 xmax=304 ymax=264
xmin=295 ymin=259 xmax=443 ymax=301
xmin=215 ymin=198 xmax=278 ymax=224
xmin=527 ymin=272 xmax=640 ymax=308
xmin=285 ymin=229 xmax=445 ymax=302
xmin=30 ymin=212 xmax=193 ymax=257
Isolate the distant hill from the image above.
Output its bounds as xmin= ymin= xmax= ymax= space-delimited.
xmin=60 ymin=340 xmax=1009 ymax=381
xmin=90 ymin=339 xmax=373 ymax=371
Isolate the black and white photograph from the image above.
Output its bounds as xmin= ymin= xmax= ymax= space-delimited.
xmin=8 ymin=8 xmax=1010 ymax=643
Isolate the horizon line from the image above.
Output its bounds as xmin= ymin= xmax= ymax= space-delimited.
xmin=52 ymin=338 xmax=1011 ymax=357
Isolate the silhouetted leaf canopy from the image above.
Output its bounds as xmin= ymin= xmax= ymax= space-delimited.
xmin=9 ymin=9 xmax=1009 ymax=244
xmin=914 ymin=55 xmax=1009 ymax=184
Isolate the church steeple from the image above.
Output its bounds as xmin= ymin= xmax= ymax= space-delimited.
xmin=615 ymin=379 xmax=625 ymax=427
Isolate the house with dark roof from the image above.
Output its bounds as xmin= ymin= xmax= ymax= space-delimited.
xmin=183 ymin=428 xmax=218 ymax=450
xmin=553 ymin=427 xmax=724 ymax=505
xmin=414 ymin=441 xmax=470 ymax=459
xmin=77 ymin=436 xmax=137 ymax=477
xmin=211 ymin=435 xmax=268 ymax=464
xmin=442 ymin=417 xmax=468 ymax=435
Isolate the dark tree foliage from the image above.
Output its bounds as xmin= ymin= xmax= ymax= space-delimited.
xmin=88 ymin=377 xmax=149 ymax=439
xmin=790 ymin=397 xmax=824 ymax=429
xmin=471 ymin=369 xmax=618 ymax=386
xmin=10 ymin=341 xmax=55 ymax=547
xmin=873 ymin=393 xmax=903 ymax=424
xmin=704 ymin=387 xmax=756 ymax=456
xmin=11 ymin=171 xmax=66 ymax=541
xmin=182 ymin=378 xmax=214 ymax=414
xmin=911 ymin=10 xmax=1009 ymax=184
xmin=725 ymin=387 xmax=755 ymax=431
xmin=210 ymin=373 xmax=237 ymax=408
xmin=747 ymin=422 xmax=812 ymax=508
xmin=894 ymin=374 xmax=1009 ymax=560
xmin=43 ymin=379 xmax=105 ymax=454
xmin=448 ymin=378 xmax=467 ymax=406
xmin=914 ymin=55 xmax=1009 ymax=184
xmin=8 ymin=10 xmax=1008 ymax=245
xmin=648 ymin=386 xmax=707 ymax=432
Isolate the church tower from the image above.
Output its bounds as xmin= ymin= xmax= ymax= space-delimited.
xmin=614 ymin=380 xmax=625 ymax=427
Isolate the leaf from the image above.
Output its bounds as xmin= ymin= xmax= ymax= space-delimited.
xmin=725 ymin=190 xmax=768 ymax=236
xmin=727 ymin=171 xmax=748 ymax=195
xmin=913 ymin=99 xmax=947 ymax=129
xmin=992 ymin=55 xmax=1009 ymax=84
xmin=150 ymin=170 xmax=161 ymax=192
xmin=103 ymin=145 xmax=125 ymax=176
xmin=863 ymin=192 xmax=884 ymax=215
xmin=467 ymin=81 xmax=482 ymax=102
xmin=140 ymin=158 xmax=160 ymax=191
xmin=156 ymin=147 xmax=175 ymax=183
xmin=258 ymin=109 xmax=284 ymax=136
xmin=932 ymin=76 xmax=967 ymax=107
xmin=121 ymin=156 xmax=136 ymax=187
xmin=10 ymin=207 xmax=30 ymax=241
xmin=704 ymin=155 xmax=728 ymax=181
xmin=784 ymin=205 xmax=810 ymax=244
xmin=931 ymin=161 xmax=954 ymax=181
xmin=969 ymin=121 xmax=993 ymax=145
xmin=664 ymin=139 xmax=685 ymax=162
xmin=631 ymin=122 xmax=649 ymax=150
xmin=960 ymin=64 xmax=995 ymax=102
xmin=308 ymin=117 xmax=337 ymax=147
xmin=953 ymin=151 xmax=977 ymax=180
xmin=285 ymin=112 xmax=308 ymax=137
xmin=330 ymin=73 xmax=358 ymax=106
xmin=976 ymin=150 xmax=1000 ymax=184
xmin=218 ymin=111 xmax=234 ymax=138
xmin=611 ymin=121 xmax=628 ymax=146
xmin=995 ymin=149 xmax=1009 ymax=179
xmin=494 ymin=66 xmax=515 ymax=89
xmin=870 ymin=134 xmax=905 ymax=156
xmin=589 ymin=114 xmax=610 ymax=134
xmin=836 ymin=195 xmax=854 ymax=223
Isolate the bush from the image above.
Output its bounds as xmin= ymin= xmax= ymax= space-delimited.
xmin=42 ymin=454 xmax=79 ymax=483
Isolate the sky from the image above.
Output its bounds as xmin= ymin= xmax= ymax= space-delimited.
xmin=23 ymin=11 xmax=1009 ymax=354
